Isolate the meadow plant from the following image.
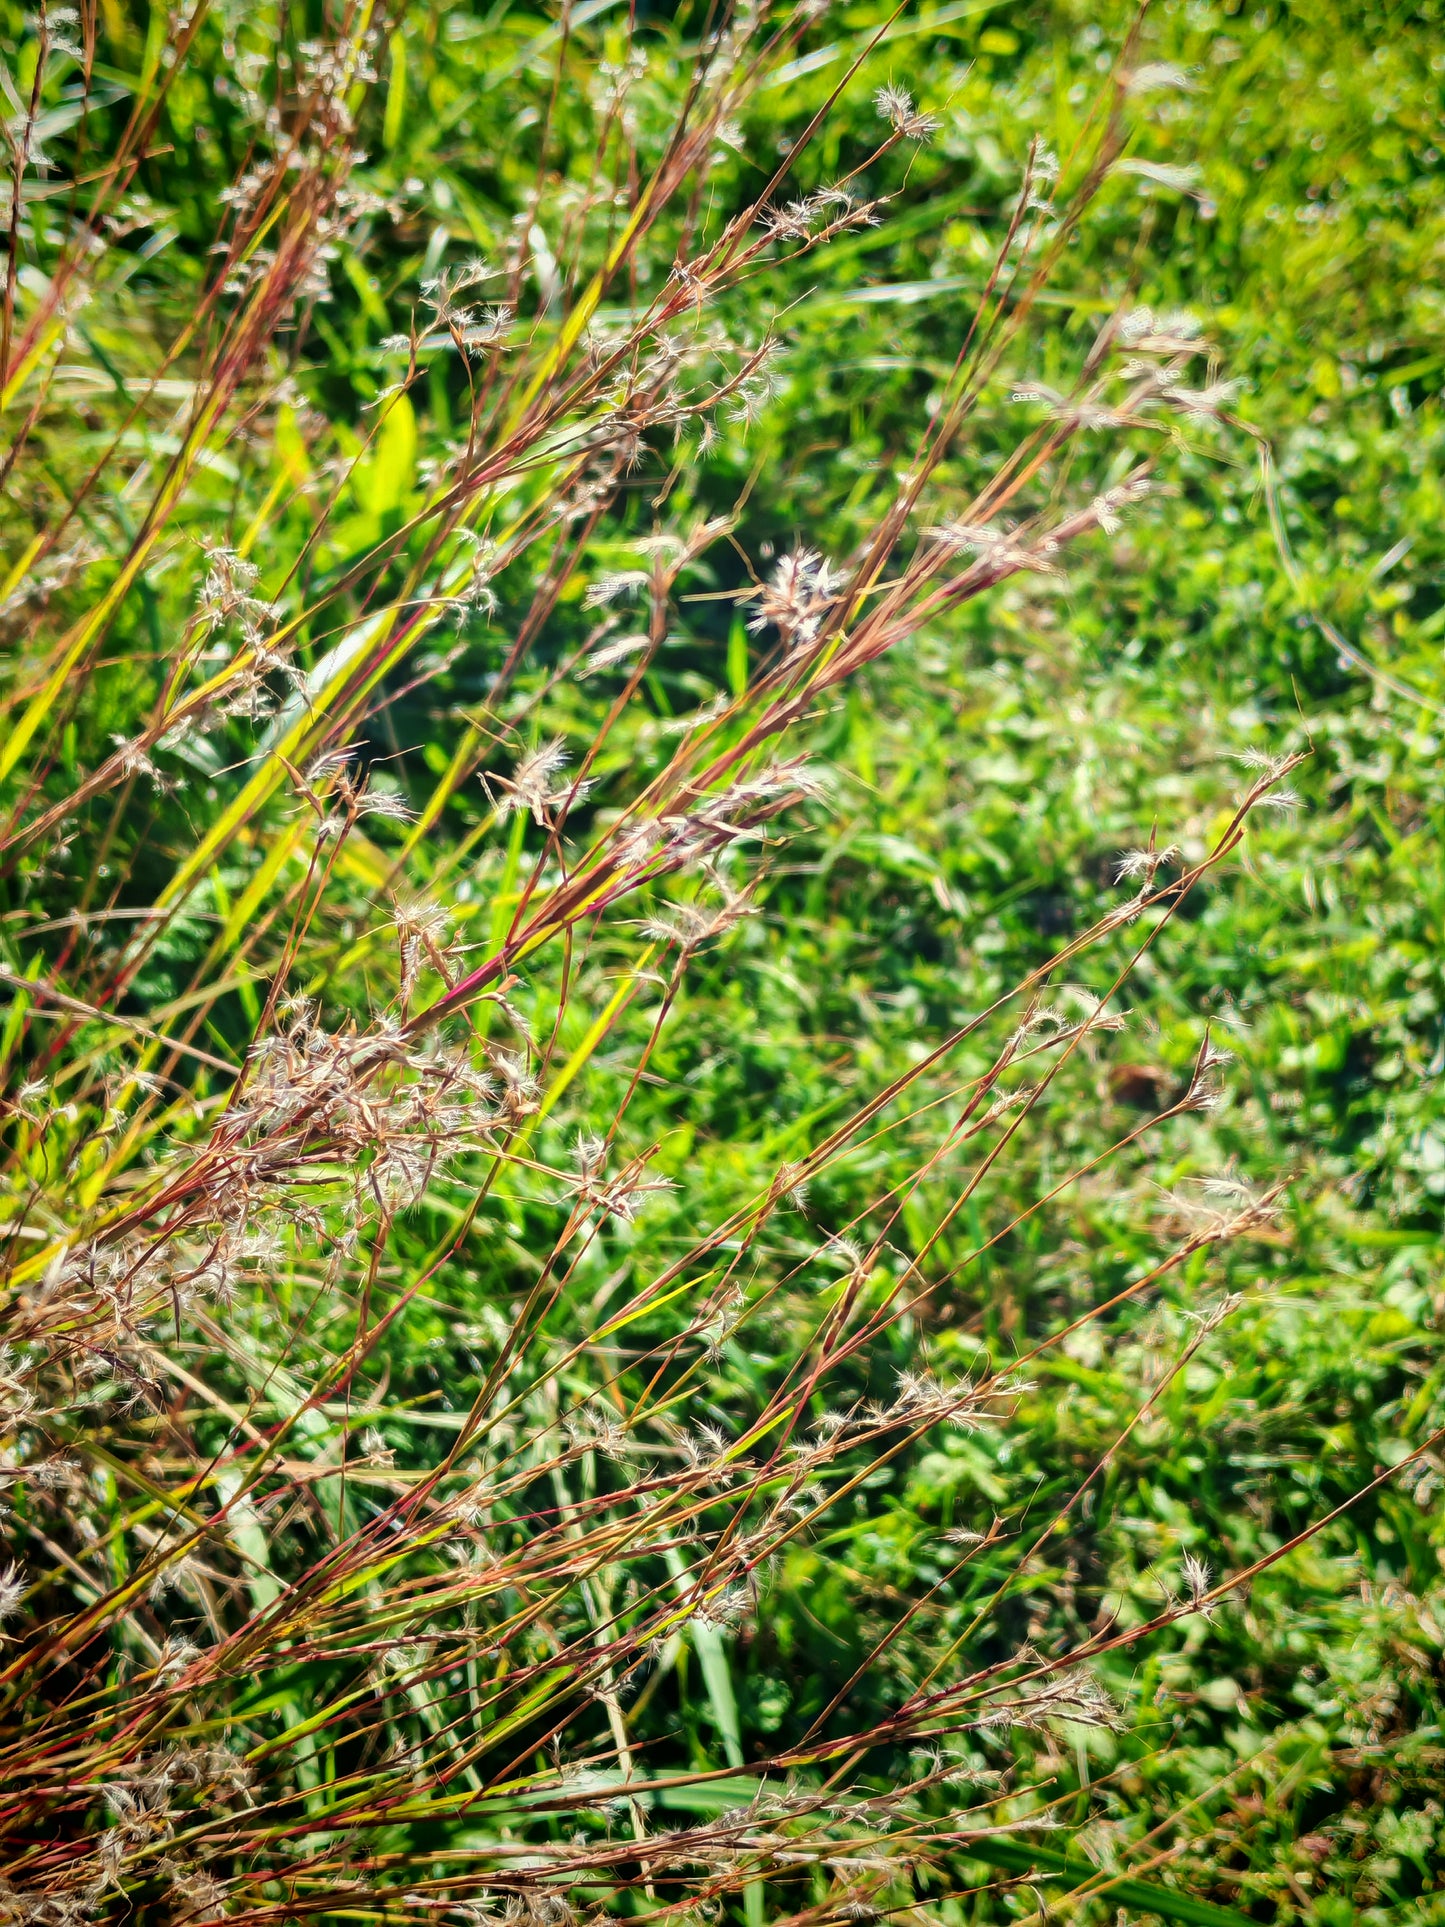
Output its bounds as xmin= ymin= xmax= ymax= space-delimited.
xmin=0 ymin=2 xmax=1432 ymax=1922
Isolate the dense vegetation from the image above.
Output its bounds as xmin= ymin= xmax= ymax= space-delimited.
xmin=1 ymin=1 xmax=1443 ymax=1923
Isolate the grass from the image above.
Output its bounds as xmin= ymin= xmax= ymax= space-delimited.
xmin=1 ymin=0 xmax=1444 ymax=1922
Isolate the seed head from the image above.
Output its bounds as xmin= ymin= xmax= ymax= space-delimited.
xmin=874 ymin=84 xmax=939 ymax=141
xmin=1114 ymin=843 xmax=1181 ymax=884
xmin=0 ymin=1562 xmax=24 ymax=1623
xmin=1181 ymin=1552 xmax=1217 ymax=1619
